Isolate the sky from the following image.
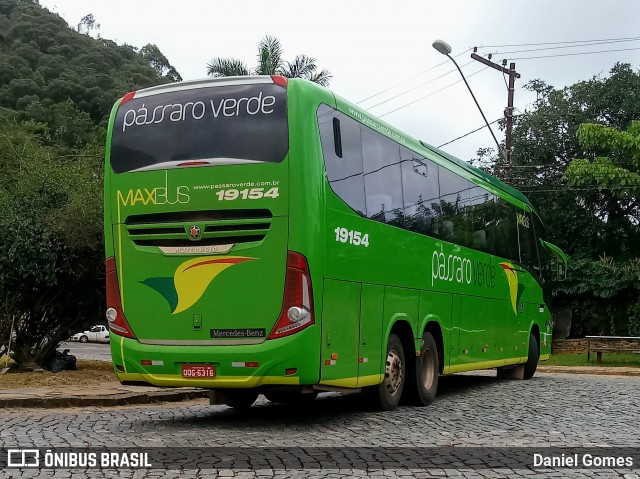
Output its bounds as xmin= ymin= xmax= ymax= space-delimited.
xmin=40 ymin=0 xmax=640 ymax=162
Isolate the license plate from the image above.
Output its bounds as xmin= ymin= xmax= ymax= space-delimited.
xmin=181 ymin=364 xmax=216 ymax=378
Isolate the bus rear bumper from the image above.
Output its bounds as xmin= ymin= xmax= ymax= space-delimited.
xmin=109 ymin=327 xmax=320 ymax=389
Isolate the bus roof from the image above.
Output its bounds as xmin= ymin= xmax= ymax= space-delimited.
xmin=319 ymin=81 xmax=535 ymax=211
xmin=418 ymin=142 xmax=532 ymax=207
xmin=124 ymin=76 xmax=534 ymax=212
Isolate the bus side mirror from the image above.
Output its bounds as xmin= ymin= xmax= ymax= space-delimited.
xmin=540 ymin=240 xmax=567 ymax=280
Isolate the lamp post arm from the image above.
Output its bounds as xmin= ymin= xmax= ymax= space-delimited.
xmin=447 ymin=54 xmax=502 ymax=156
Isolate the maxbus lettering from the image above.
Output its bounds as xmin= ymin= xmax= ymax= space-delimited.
xmin=117 ymin=171 xmax=189 ymax=207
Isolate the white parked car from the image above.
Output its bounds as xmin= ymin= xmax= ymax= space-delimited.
xmin=71 ymin=325 xmax=110 ymax=343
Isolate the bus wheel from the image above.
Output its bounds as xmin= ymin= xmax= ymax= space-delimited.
xmin=224 ymin=390 xmax=259 ymax=409
xmin=365 ymin=333 xmax=405 ymax=411
xmin=404 ymin=332 xmax=439 ymax=406
xmin=264 ymin=391 xmax=318 ymax=404
xmin=523 ymin=332 xmax=539 ymax=380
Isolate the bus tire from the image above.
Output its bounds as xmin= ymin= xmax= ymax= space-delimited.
xmin=224 ymin=390 xmax=259 ymax=409
xmin=523 ymin=332 xmax=539 ymax=380
xmin=404 ymin=332 xmax=439 ymax=406
xmin=365 ymin=333 xmax=405 ymax=411
xmin=264 ymin=391 xmax=318 ymax=404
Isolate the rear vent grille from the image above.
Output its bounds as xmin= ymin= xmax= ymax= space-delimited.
xmin=125 ymin=209 xmax=272 ymax=225
xmin=125 ymin=209 xmax=272 ymax=248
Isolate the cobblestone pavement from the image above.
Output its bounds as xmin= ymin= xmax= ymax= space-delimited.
xmin=1 ymin=372 xmax=639 ymax=478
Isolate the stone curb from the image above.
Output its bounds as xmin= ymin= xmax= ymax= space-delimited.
xmin=538 ymin=366 xmax=640 ymax=377
xmin=0 ymin=389 xmax=208 ymax=409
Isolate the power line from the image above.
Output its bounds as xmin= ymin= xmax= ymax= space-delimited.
xmin=356 ymin=48 xmax=472 ymax=105
xmin=511 ymin=46 xmax=640 ymax=60
xmin=437 ymin=119 xmax=501 ymax=148
xmin=366 ymin=60 xmax=474 ymax=111
xmin=488 ymin=37 xmax=640 ymax=56
xmin=379 ymin=66 xmax=490 ymax=118
xmin=356 ymin=60 xmax=448 ymax=105
xmin=478 ymin=36 xmax=640 ymax=49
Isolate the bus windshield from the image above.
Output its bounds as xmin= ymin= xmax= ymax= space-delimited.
xmin=110 ymin=82 xmax=288 ymax=173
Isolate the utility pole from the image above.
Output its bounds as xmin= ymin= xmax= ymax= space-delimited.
xmin=470 ymin=47 xmax=520 ymax=165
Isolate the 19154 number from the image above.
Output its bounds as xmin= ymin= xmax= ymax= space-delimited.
xmin=216 ymin=187 xmax=279 ymax=201
xmin=334 ymin=227 xmax=369 ymax=247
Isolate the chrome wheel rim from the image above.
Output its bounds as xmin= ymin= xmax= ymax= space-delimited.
xmin=384 ymin=349 xmax=403 ymax=396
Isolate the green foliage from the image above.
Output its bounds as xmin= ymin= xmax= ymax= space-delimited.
xmin=206 ymin=57 xmax=250 ymax=77
xmin=546 ymin=353 xmax=640 ymax=367
xmin=207 ymin=35 xmax=332 ymax=86
xmin=0 ymin=0 xmax=180 ymax=369
xmin=256 ymin=35 xmax=283 ymax=76
xmin=77 ymin=13 xmax=99 ymax=36
xmin=481 ymin=63 xmax=640 ymax=337
xmin=0 ymin=1 xmax=180 ymax=132
xmin=0 ymin=118 xmax=102 ymax=369
xmin=566 ymin=122 xmax=640 ymax=197
xmin=628 ymin=302 xmax=640 ymax=337
xmin=553 ymin=255 xmax=640 ymax=336
xmin=140 ymin=43 xmax=181 ymax=81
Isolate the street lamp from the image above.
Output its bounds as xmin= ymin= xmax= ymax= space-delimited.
xmin=432 ymin=39 xmax=502 ymax=156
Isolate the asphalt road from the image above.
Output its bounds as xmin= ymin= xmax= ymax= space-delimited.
xmin=59 ymin=341 xmax=112 ymax=362
xmin=1 ymin=372 xmax=639 ymax=477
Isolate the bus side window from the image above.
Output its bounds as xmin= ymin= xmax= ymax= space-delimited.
xmin=332 ymin=117 xmax=342 ymax=158
xmin=400 ymin=147 xmax=441 ymax=237
xmin=317 ymin=105 xmax=366 ymax=216
xmin=362 ymin=128 xmax=403 ymax=226
xmin=468 ymin=187 xmax=494 ymax=253
xmin=488 ymin=200 xmax=518 ymax=261
xmin=517 ymin=210 xmax=541 ymax=274
xmin=438 ymin=168 xmax=471 ymax=246
xmin=533 ymin=214 xmax=550 ymax=281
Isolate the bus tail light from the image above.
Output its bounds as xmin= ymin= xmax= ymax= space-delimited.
xmin=268 ymin=251 xmax=314 ymax=339
xmin=271 ymin=75 xmax=287 ymax=88
xmin=105 ymin=257 xmax=136 ymax=339
xmin=120 ymin=91 xmax=136 ymax=105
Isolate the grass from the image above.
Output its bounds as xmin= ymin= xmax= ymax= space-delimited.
xmin=0 ymin=357 xmax=116 ymax=389
xmin=546 ymin=352 xmax=640 ymax=368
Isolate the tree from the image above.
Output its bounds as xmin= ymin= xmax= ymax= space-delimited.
xmin=0 ymin=0 xmax=184 ymax=369
xmin=478 ymin=63 xmax=640 ymax=336
xmin=206 ymin=35 xmax=331 ymax=86
xmin=0 ymin=14 xmax=11 ymax=49
xmin=77 ymin=13 xmax=99 ymax=36
xmin=140 ymin=43 xmax=182 ymax=82
xmin=563 ymin=121 xmax=640 ymax=336
xmin=566 ymin=121 xmax=640 ymax=198
xmin=0 ymin=119 xmax=103 ymax=370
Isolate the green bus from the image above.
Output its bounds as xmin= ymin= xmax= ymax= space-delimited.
xmin=104 ymin=75 xmax=567 ymax=410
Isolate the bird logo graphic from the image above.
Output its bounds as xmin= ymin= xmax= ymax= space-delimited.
xmin=499 ymin=262 xmax=525 ymax=315
xmin=141 ymin=256 xmax=254 ymax=314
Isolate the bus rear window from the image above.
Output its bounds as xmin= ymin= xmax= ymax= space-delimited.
xmin=110 ymin=83 xmax=288 ymax=173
